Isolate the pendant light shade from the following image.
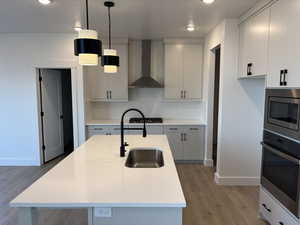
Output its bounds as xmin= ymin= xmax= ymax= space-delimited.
xmin=102 ymin=1 xmax=120 ymax=73
xmin=74 ymin=0 xmax=102 ymax=66
xmin=75 ymin=30 xmax=101 ymax=66
xmin=102 ymin=49 xmax=119 ymax=73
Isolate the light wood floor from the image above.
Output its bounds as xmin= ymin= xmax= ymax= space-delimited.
xmin=177 ymin=164 xmax=267 ymax=225
xmin=0 ymin=160 xmax=267 ymax=225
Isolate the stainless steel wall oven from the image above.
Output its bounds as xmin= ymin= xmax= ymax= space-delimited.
xmin=262 ymin=89 xmax=300 ymax=218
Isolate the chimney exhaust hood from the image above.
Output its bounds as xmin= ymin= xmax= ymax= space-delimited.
xmin=130 ymin=40 xmax=163 ymax=88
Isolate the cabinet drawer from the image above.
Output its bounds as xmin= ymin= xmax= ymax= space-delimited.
xmin=87 ymin=126 xmax=114 ymax=137
xmin=129 ymin=125 xmax=163 ymax=135
xmin=184 ymin=125 xmax=204 ymax=133
xmin=273 ymin=199 xmax=299 ymax=225
xmin=87 ymin=126 xmax=109 ymax=131
xmin=259 ymin=188 xmax=274 ymax=224
xmin=165 ymin=126 xmax=182 ymax=133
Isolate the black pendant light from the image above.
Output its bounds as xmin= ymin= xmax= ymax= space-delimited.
xmin=102 ymin=1 xmax=120 ymax=73
xmin=74 ymin=0 xmax=102 ymax=66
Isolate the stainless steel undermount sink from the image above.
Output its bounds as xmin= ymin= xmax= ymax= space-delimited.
xmin=125 ymin=149 xmax=164 ymax=168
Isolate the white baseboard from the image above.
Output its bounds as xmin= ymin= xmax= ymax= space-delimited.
xmin=204 ymin=159 xmax=214 ymax=167
xmin=0 ymin=157 xmax=41 ymax=166
xmin=214 ymin=172 xmax=260 ymax=186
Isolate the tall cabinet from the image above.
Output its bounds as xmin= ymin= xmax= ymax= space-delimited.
xmin=268 ymin=0 xmax=300 ymax=88
xmin=86 ymin=43 xmax=128 ymax=102
xmin=164 ymin=40 xmax=203 ymax=101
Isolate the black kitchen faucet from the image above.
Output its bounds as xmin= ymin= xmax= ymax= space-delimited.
xmin=120 ymin=108 xmax=147 ymax=157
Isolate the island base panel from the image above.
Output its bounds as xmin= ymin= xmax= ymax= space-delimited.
xmin=90 ymin=207 xmax=182 ymax=225
xmin=18 ymin=208 xmax=38 ymax=225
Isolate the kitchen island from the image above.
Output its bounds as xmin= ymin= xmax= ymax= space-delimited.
xmin=10 ymin=135 xmax=186 ymax=225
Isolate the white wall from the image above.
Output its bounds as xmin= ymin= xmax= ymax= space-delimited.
xmin=88 ymin=88 xmax=204 ymax=121
xmin=0 ymin=33 xmax=80 ymax=166
xmin=203 ymin=20 xmax=265 ymax=185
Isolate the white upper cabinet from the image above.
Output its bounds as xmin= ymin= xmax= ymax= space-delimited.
xmin=164 ymin=41 xmax=203 ymax=101
xmin=86 ymin=43 xmax=128 ymax=102
xmin=164 ymin=44 xmax=183 ymax=100
xmin=183 ymin=45 xmax=203 ymax=100
xmin=268 ymin=0 xmax=300 ymax=88
xmin=238 ymin=8 xmax=270 ymax=78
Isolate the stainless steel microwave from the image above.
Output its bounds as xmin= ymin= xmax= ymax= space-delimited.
xmin=265 ymin=89 xmax=300 ymax=141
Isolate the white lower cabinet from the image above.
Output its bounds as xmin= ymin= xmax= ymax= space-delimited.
xmin=87 ymin=124 xmax=205 ymax=161
xmin=165 ymin=125 xmax=205 ymax=161
xmin=259 ymin=188 xmax=299 ymax=225
xmin=165 ymin=127 xmax=184 ymax=160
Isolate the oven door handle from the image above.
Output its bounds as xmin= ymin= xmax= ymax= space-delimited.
xmin=261 ymin=142 xmax=300 ymax=164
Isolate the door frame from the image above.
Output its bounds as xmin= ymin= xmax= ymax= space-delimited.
xmin=212 ymin=45 xmax=221 ymax=168
xmin=204 ymin=44 xmax=222 ymax=169
xmin=35 ymin=62 xmax=85 ymax=165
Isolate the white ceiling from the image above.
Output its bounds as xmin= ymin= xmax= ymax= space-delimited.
xmin=0 ymin=0 xmax=259 ymax=38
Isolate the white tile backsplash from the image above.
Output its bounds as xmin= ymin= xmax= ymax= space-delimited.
xmin=89 ymin=89 xmax=204 ymax=121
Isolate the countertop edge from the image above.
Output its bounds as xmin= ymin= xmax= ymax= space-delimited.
xmin=10 ymin=202 xmax=187 ymax=208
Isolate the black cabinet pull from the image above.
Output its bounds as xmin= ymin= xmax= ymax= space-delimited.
xmin=280 ymin=70 xmax=284 ymax=86
xmin=279 ymin=222 xmax=284 ymax=225
xmin=262 ymin=204 xmax=271 ymax=212
xmin=247 ymin=63 xmax=253 ymax=76
xmin=283 ymin=69 xmax=288 ymax=86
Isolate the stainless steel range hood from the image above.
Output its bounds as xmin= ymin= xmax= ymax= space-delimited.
xmin=130 ymin=40 xmax=163 ymax=88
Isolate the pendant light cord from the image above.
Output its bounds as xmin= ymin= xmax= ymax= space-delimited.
xmin=86 ymin=0 xmax=89 ymax=29
xmin=108 ymin=6 xmax=112 ymax=49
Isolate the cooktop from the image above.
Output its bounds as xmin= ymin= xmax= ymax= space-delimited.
xmin=129 ymin=117 xmax=163 ymax=124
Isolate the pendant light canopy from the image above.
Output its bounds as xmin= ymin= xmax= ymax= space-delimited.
xmin=74 ymin=0 xmax=102 ymax=66
xmin=102 ymin=1 xmax=120 ymax=73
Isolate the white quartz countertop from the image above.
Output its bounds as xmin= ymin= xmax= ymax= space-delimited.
xmin=86 ymin=119 xmax=206 ymax=126
xmin=11 ymin=135 xmax=186 ymax=208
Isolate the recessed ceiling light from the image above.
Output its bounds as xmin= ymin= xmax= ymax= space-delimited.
xmin=202 ymin=0 xmax=215 ymax=4
xmin=186 ymin=24 xmax=195 ymax=32
xmin=38 ymin=0 xmax=52 ymax=5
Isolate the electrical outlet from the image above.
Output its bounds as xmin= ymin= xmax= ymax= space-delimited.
xmin=94 ymin=207 xmax=112 ymax=217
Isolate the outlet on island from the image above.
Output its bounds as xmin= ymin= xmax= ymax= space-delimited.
xmin=94 ymin=207 xmax=112 ymax=217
